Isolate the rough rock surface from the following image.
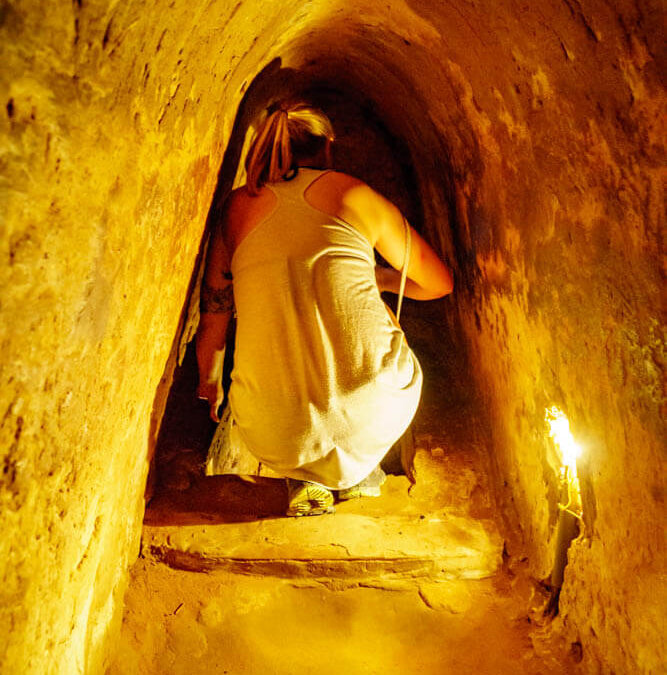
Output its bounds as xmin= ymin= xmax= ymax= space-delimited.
xmin=1 ymin=1 xmax=664 ymax=673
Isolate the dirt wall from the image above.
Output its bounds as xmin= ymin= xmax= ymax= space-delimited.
xmin=1 ymin=1 xmax=663 ymax=673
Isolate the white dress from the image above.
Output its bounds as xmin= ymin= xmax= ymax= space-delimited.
xmin=213 ymin=169 xmax=422 ymax=489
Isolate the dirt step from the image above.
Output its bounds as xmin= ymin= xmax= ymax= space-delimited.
xmin=146 ymin=550 xmax=491 ymax=580
xmin=111 ymin=558 xmax=575 ymax=675
xmin=143 ymin=472 xmax=503 ymax=581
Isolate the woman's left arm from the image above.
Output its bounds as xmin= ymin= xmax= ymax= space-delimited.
xmin=334 ymin=176 xmax=453 ymax=300
xmin=374 ymin=214 xmax=453 ymax=300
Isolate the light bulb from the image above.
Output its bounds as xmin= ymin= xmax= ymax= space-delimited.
xmin=545 ymin=406 xmax=581 ymax=472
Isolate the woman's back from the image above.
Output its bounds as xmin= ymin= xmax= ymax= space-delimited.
xmin=228 ymin=169 xmax=422 ymax=489
xmin=197 ymin=100 xmax=452 ymax=507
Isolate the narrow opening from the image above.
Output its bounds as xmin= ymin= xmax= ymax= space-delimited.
xmin=127 ymin=66 xmax=540 ymax=673
xmin=143 ymin=67 xmax=504 ymax=604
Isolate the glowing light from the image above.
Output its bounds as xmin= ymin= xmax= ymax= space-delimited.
xmin=545 ymin=406 xmax=581 ymax=472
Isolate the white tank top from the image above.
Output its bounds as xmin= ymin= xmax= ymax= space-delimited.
xmin=228 ymin=169 xmax=422 ymax=489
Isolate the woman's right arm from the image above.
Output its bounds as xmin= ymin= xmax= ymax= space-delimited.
xmin=196 ymin=208 xmax=234 ymax=422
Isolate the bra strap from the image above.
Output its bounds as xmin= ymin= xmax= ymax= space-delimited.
xmin=396 ymin=217 xmax=411 ymax=323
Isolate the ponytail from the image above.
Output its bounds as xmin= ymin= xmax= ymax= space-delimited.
xmin=245 ymin=101 xmax=334 ymax=196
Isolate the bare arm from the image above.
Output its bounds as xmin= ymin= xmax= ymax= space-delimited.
xmin=333 ymin=176 xmax=453 ymax=299
xmin=196 ymin=211 xmax=234 ymax=422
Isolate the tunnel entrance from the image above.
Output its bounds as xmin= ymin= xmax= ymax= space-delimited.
xmin=121 ymin=78 xmax=582 ymax=674
xmin=147 ymin=83 xmax=483 ymax=503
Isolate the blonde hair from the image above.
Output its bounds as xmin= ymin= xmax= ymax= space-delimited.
xmin=245 ymin=101 xmax=334 ymax=196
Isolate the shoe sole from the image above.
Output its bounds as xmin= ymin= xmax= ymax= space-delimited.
xmin=286 ymin=482 xmax=335 ymax=517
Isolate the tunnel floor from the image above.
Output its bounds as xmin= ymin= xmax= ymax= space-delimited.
xmin=109 ymin=302 xmax=581 ymax=674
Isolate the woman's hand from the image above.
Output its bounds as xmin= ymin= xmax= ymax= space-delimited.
xmin=196 ymin=325 xmax=227 ymax=423
xmin=197 ymin=380 xmax=224 ymax=423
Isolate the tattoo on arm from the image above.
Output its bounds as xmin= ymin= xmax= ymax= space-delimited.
xmin=200 ymin=282 xmax=234 ymax=314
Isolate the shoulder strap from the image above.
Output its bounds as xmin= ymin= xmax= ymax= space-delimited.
xmin=299 ymin=168 xmax=331 ymax=201
xmin=395 ymin=217 xmax=411 ymax=323
xmin=267 ymin=168 xmax=328 ymax=204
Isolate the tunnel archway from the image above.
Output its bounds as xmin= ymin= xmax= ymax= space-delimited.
xmin=149 ymin=58 xmax=473 ymax=489
xmin=2 ymin=2 xmax=663 ymax=673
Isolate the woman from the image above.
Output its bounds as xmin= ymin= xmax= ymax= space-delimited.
xmin=196 ymin=101 xmax=453 ymax=517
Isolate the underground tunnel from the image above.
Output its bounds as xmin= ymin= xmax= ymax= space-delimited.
xmin=0 ymin=1 xmax=664 ymax=673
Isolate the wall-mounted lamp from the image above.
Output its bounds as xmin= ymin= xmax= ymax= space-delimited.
xmin=544 ymin=406 xmax=583 ymax=616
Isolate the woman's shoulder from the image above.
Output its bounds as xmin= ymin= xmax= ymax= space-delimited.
xmin=303 ymin=171 xmax=389 ymax=244
xmin=308 ymin=170 xmax=378 ymax=206
xmin=221 ymin=184 xmax=278 ymax=252
xmin=218 ymin=188 xmax=249 ymax=232
xmin=316 ymin=169 xmax=366 ymax=191
xmin=226 ymin=184 xmax=252 ymax=207
xmin=325 ymin=171 xmax=392 ymax=214
xmin=224 ymin=184 xmax=275 ymax=216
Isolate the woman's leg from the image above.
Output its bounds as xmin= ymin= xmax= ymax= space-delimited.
xmin=337 ymin=465 xmax=387 ymax=500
